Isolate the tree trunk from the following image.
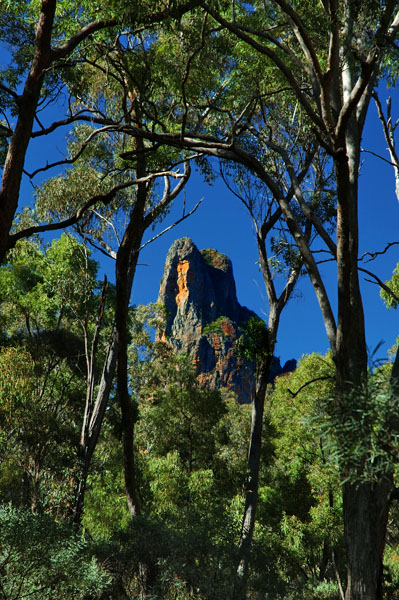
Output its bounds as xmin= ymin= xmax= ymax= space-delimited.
xmin=0 ymin=0 xmax=56 ymax=262
xmin=72 ymin=328 xmax=118 ymax=525
xmin=115 ymin=201 xmax=146 ymax=518
xmin=343 ymin=479 xmax=392 ymax=600
xmin=333 ymin=125 xmax=391 ymax=600
xmin=115 ymin=241 xmax=141 ymax=518
xmin=334 ymin=146 xmax=367 ymax=393
xmin=232 ymin=207 xmax=305 ymax=599
xmin=233 ymin=355 xmax=272 ymax=600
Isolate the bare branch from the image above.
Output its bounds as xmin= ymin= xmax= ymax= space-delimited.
xmin=361 ymin=147 xmax=399 ymax=168
xmin=359 ymin=267 xmax=399 ymax=305
xmin=84 ymin=235 xmax=117 ymax=260
xmin=26 ymin=125 xmax=119 ymax=177
xmin=288 ymin=375 xmax=333 ymax=398
xmin=277 ymin=190 xmax=337 ymax=351
xmin=139 ymin=198 xmax=202 ymax=253
xmin=256 ymin=133 xmax=337 ymax=256
xmin=359 ymin=241 xmax=399 ymax=263
xmin=31 ymin=113 xmax=117 ymax=138
xmin=144 ymin=161 xmax=192 ymax=227
xmin=373 ymin=92 xmax=399 ymax=202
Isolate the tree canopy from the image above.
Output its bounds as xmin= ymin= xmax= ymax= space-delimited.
xmin=1 ymin=1 xmax=399 ymax=599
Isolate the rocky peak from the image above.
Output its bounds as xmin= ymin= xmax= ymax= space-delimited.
xmin=157 ymin=238 xmax=296 ymax=403
xmin=157 ymin=238 xmax=256 ymax=402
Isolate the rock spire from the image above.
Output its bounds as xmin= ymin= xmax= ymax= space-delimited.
xmin=157 ymin=238 xmax=295 ymax=402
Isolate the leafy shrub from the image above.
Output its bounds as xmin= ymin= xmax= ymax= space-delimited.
xmin=0 ymin=504 xmax=110 ymax=599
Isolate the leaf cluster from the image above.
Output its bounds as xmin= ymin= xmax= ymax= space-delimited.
xmin=236 ymin=317 xmax=271 ymax=364
xmin=0 ymin=503 xmax=109 ymax=599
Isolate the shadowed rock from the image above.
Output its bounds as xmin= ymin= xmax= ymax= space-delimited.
xmin=157 ymin=238 xmax=295 ymax=403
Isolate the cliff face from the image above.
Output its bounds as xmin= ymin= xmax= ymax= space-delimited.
xmin=157 ymin=238 xmax=295 ymax=403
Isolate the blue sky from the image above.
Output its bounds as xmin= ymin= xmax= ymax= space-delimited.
xmin=121 ymin=87 xmax=399 ymax=366
xmin=15 ymin=82 xmax=399 ymax=367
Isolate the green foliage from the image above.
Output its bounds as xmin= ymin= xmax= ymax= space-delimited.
xmin=203 ymin=315 xmax=233 ymax=336
xmin=0 ymin=234 xmax=104 ymax=340
xmin=314 ymin=364 xmax=399 ymax=484
xmin=127 ymin=311 xmax=348 ymax=598
xmin=136 ymin=350 xmax=228 ymax=474
xmin=200 ymin=248 xmax=230 ymax=270
xmin=0 ymin=235 xmax=113 ymax=514
xmin=236 ymin=316 xmax=270 ymax=364
xmin=266 ymin=353 xmax=345 ymax=595
xmin=0 ymin=343 xmax=80 ymax=512
xmin=123 ymin=307 xmax=251 ymax=597
xmin=384 ymin=502 xmax=399 ymax=598
xmin=82 ymin=452 xmax=131 ymax=540
xmin=381 ymin=263 xmax=399 ymax=310
xmin=0 ymin=503 xmax=109 ymax=599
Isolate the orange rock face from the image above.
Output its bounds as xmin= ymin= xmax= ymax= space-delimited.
xmin=157 ymin=238 xmax=257 ymax=403
xmin=176 ymin=260 xmax=190 ymax=308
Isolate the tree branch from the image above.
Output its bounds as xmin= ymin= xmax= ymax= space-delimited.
xmin=7 ymin=179 xmax=137 ymax=250
xmin=373 ymin=92 xmax=399 ymax=202
xmin=259 ymin=136 xmax=337 ymax=256
xmin=200 ymin=2 xmax=326 ymax=134
xmin=144 ymin=161 xmax=192 ymax=227
xmin=0 ymin=82 xmax=20 ymax=105
xmin=139 ymin=199 xmax=202 ymax=253
xmin=288 ymin=375 xmax=333 ymax=398
xmin=360 ymin=147 xmax=399 ymax=168
xmin=359 ymin=266 xmax=399 ymax=305
xmin=273 ymin=0 xmax=325 ymax=103
xmin=26 ymin=124 xmax=120 ymax=178
xmin=30 ymin=113 xmax=117 ymax=138
xmin=51 ymin=19 xmax=117 ymax=61
xmin=359 ymin=241 xmax=399 ymax=263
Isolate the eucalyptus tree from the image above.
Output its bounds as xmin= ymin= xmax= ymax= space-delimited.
xmin=113 ymin=2 xmax=399 ymax=597
xmin=220 ymin=125 xmax=336 ymax=597
xmin=0 ymin=0 xmax=199 ymax=524
xmin=0 ymin=0 xmax=201 ymax=263
xmin=0 ymin=234 xmax=108 ymax=515
xmin=195 ymin=4 xmax=399 ymax=599
xmin=32 ymin=33 xmax=195 ymax=521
